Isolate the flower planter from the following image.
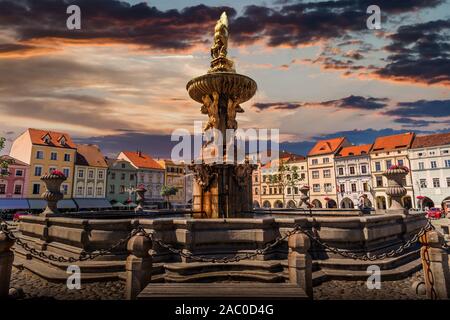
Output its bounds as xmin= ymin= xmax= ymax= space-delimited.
xmin=383 ymin=167 xmax=408 ymax=211
xmin=40 ymin=172 xmax=66 ymax=216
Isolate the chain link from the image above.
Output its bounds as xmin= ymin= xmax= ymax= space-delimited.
xmin=420 ymin=232 xmax=439 ymax=300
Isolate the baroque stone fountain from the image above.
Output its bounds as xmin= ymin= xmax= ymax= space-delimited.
xmin=186 ymin=12 xmax=257 ymax=219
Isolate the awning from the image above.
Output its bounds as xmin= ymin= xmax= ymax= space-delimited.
xmin=0 ymin=199 xmax=30 ymax=210
xmin=112 ymin=202 xmax=125 ymax=208
xmin=28 ymin=199 xmax=77 ymax=209
xmin=74 ymin=198 xmax=112 ymax=209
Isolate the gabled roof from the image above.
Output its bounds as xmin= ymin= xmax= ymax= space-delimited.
xmin=28 ymin=128 xmax=76 ymax=149
xmin=412 ymin=132 xmax=450 ymax=149
xmin=308 ymin=137 xmax=346 ymax=156
xmin=371 ymin=132 xmax=414 ymax=152
xmin=121 ymin=151 xmax=163 ymax=170
xmin=0 ymin=155 xmax=28 ymax=166
xmin=336 ymin=144 xmax=372 ymax=158
xmin=76 ymin=144 xmax=108 ymax=168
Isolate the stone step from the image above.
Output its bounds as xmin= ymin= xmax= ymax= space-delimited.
xmin=138 ymin=282 xmax=309 ymax=299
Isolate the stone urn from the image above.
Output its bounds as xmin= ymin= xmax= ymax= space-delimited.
xmin=383 ymin=166 xmax=408 ymax=211
xmin=40 ymin=171 xmax=66 ymax=216
xmin=135 ymin=187 xmax=147 ymax=213
xmin=299 ymin=185 xmax=311 ymax=209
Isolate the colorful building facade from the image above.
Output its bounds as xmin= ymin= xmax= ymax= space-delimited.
xmin=106 ymin=158 xmax=137 ymax=205
xmin=0 ymin=155 xmax=29 ymax=199
xmin=9 ymin=129 xmax=76 ymax=199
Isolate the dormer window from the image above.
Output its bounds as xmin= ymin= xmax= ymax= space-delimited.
xmin=42 ymin=134 xmax=52 ymax=144
xmin=58 ymin=135 xmax=67 ymax=146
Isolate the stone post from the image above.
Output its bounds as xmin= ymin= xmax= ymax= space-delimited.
xmin=134 ymin=187 xmax=147 ymax=213
xmin=288 ymin=233 xmax=313 ymax=298
xmin=125 ymin=232 xmax=152 ymax=300
xmin=420 ymin=231 xmax=450 ymax=299
xmin=40 ymin=172 xmax=66 ymax=216
xmin=383 ymin=167 xmax=408 ymax=213
xmin=0 ymin=228 xmax=15 ymax=298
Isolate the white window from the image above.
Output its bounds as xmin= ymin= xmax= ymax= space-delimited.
xmin=15 ymin=169 xmax=23 ymax=177
xmin=77 ymin=185 xmax=84 ymax=196
xmin=323 ymin=158 xmax=330 ymax=164
xmin=98 ymin=170 xmax=104 ymax=179
xmin=349 ymin=167 xmax=355 ymax=175
xmin=323 ymin=170 xmax=331 ymax=178
xmin=361 ymin=165 xmax=367 ymax=174
xmin=50 ymin=152 xmax=57 ymax=161
xmin=87 ymin=186 xmax=94 ymax=196
xmin=338 ymin=167 xmax=344 ymax=176
xmin=78 ymin=169 xmax=84 ymax=178
xmin=14 ymin=184 xmax=22 ymax=195
xmin=351 ymin=183 xmax=357 ymax=192
xmin=311 ymin=159 xmax=318 ymax=165
xmin=313 ymin=184 xmax=320 ymax=192
xmin=36 ymin=150 xmax=44 ymax=159
xmin=312 ymin=171 xmax=319 ymax=179
xmin=339 ymin=184 xmax=345 ymax=193
xmin=64 ymin=154 xmax=71 ymax=162
xmin=433 ymin=178 xmax=440 ymax=188
xmin=34 ymin=166 xmax=43 ymax=177
xmin=63 ymin=168 xmax=70 ymax=178
xmin=447 ymin=178 xmax=450 ymax=188
xmin=0 ymin=184 xmax=6 ymax=194
xmin=88 ymin=170 xmax=94 ymax=179
xmin=445 ymin=160 xmax=450 ymax=168
xmin=430 ymin=161 xmax=437 ymax=169
xmin=96 ymin=186 xmax=103 ymax=196
xmin=324 ymin=183 xmax=332 ymax=192
xmin=420 ymin=179 xmax=427 ymax=188
xmin=418 ymin=162 xmax=425 ymax=170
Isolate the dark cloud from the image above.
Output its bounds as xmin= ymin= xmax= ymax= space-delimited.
xmin=385 ymin=99 xmax=450 ymax=118
xmin=0 ymin=0 xmax=445 ymax=55
xmin=377 ymin=19 xmax=450 ymax=85
xmin=252 ymin=102 xmax=302 ymax=111
xmin=252 ymin=95 xmax=389 ymax=112
xmin=0 ymin=0 xmax=236 ymax=53
xmin=393 ymin=117 xmax=439 ymax=128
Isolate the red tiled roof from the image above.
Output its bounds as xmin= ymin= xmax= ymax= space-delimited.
xmin=28 ymin=128 xmax=76 ymax=149
xmin=336 ymin=144 xmax=372 ymax=158
xmin=76 ymin=144 xmax=108 ymax=168
xmin=371 ymin=132 xmax=414 ymax=152
xmin=122 ymin=151 xmax=163 ymax=170
xmin=412 ymin=132 xmax=450 ymax=149
xmin=308 ymin=137 xmax=346 ymax=156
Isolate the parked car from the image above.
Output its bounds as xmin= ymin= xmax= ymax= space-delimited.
xmin=13 ymin=211 xmax=30 ymax=222
xmin=426 ymin=207 xmax=444 ymax=219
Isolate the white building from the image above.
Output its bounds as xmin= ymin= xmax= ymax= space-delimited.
xmin=409 ymin=132 xmax=450 ymax=211
xmin=335 ymin=144 xmax=374 ymax=209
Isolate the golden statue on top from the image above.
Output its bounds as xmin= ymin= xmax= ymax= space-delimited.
xmin=209 ymin=12 xmax=235 ymax=73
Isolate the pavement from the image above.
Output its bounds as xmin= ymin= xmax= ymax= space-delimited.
xmin=9 ymin=266 xmax=426 ymax=300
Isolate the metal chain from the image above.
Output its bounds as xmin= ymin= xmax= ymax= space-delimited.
xmin=0 ymin=219 xmax=140 ymax=263
xmin=136 ymin=220 xmax=438 ymax=263
xmin=420 ymin=232 xmax=439 ymax=300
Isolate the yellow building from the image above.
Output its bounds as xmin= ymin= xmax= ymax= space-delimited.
xmin=9 ymin=129 xmax=77 ymax=199
xmin=156 ymin=159 xmax=186 ymax=205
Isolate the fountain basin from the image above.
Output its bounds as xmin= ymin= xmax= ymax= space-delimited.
xmin=14 ymin=211 xmax=426 ymax=283
xmin=186 ymin=72 xmax=257 ymax=104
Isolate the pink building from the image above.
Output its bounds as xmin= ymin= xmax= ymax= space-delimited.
xmin=0 ymin=155 xmax=29 ymax=199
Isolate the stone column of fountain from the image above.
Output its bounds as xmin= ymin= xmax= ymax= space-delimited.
xmin=135 ymin=186 xmax=147 ymax=213
xmin=299 ymin=185 xmax=311 ymax=209
xmin=186 ymin=12 xmax=257 ymax=219
xmin=40 ymin=171 xmax=66 ymax=216
xmin=383 ymin=166 xmax=408 ymax=214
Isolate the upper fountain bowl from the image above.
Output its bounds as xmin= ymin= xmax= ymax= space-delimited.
xmin=186 ymin=72 xmax=257 ymax=104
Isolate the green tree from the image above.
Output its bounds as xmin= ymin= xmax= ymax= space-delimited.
xmin=267 ymin=162 xmax=304 ymax=208
xmin=0 ymin=137 xmax=11 ymax=177
xmin=161 ymin=185 xmax=178 ymax=209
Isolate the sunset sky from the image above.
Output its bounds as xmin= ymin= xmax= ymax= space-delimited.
xmin=0 ymin=0 xmax=449 ymax=157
